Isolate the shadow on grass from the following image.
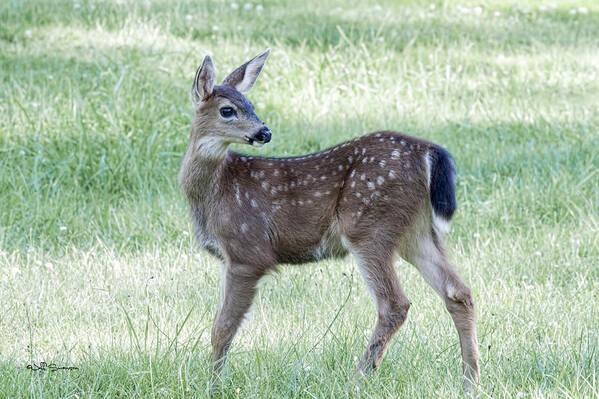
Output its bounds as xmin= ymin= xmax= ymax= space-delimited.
xmin=2 ymin=0 xmax=599 ymax=52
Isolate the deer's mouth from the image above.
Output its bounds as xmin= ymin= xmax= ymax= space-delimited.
xmin=245 ymin=136 xmax=264 ymax=147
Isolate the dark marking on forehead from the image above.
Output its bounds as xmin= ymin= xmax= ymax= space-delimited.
xmin=212 ymin=85 xmax=254 ymax=114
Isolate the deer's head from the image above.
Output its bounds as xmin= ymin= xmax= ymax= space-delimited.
xmin=190 ymin=49 xmax=271 ymax=157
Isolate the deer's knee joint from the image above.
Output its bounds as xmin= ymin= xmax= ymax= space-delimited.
xmin=397 ymin=299 xmax=411 ymax=319
xmin=445 ymin=283 xmax=474 ymax=313
xmin=211 ymin=319 xmax=233 ymax=346
xmin=211 ymin=324 xmax=222 ymax=346
xmin=385 ymin=298 xmax=410 ymax=329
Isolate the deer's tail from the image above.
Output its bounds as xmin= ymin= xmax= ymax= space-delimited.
xmin=428 ymin=145 xmax=457 ymax=234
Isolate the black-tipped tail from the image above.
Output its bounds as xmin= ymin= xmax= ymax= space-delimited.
xmin=429 ymin=145 xmax=457 ymax=220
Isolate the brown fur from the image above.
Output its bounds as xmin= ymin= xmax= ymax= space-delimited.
xmin=179 ymin=51 xmax=480 ymax=393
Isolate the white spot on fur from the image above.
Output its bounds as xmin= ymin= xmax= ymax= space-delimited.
xmin=261 ymin=181 xmax=269 ymax=190
xmin=375 ymin=133 xmax=381 ymax=137
xmin=361 ymin=148 xmax=366 ymax=155
xmin=321 ymin=175 xmax=327 ymax=180
xmin=240 ymin=156 xmax=247 ymax=162
xmin=369 ymin=156 xmax=375 ymax=163
xmin=379 ymin=160 xmax=386 ymax=168
xmin=351 ymin=181 xmax=356 ymax=188
xmin=314 ymin=191 xmax=321 ymax=197
xmin=271 ymin=188 xmax=277 ymax=195
xmin=367 ymin=181 xmax=375 ymax=190
xmin=377 ymin=176 xmax=385 ymax=185
xmin=348 ymin=156 xmax=353 ymax=163
xmin=338 ymin=165 xmax=343 ymax=171
xmin=240 ymin=223 xmax=248 ymax=233
xmin=391 ymin=150 xmax=400 ymax=159
xmin=388 ymin=170 xmax=396 ymax=179
xmin=355 ymin=192 xmax=362 ymax=198
xmin=350 ymin=170 xmax=356 ymax=178
xmin=400 ymin=140 xmax=406 ymax=146
xmin=273 ymin=169 xmax=280 ymax=176
xmin=354 ymin=148 xmax=359 ymax=155
xmin=360 ymin=174 xmax=366 ymax=181
xmin=250 ymin=199 xmax=258 ymax=208
xmin=362 ymin=158 xmax=367 ymax=164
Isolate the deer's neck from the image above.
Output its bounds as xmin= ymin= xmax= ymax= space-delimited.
xmin=179 ymin=135 xmax=230 ymax=256
xmin=179 ymin=135 xmax=228 ymax=204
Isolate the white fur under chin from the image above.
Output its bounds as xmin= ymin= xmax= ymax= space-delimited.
xmin=196 ymin=136 xmax=228 ymax=159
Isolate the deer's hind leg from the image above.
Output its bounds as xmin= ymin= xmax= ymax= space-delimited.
xmin=346 ymin=238 xmax=411 ymax=375
xmin=403 ymin=230 xmax=480 ymax=393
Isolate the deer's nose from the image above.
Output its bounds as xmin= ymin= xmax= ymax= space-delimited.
xmin=254 ymin=127 xmax=271 ymax=143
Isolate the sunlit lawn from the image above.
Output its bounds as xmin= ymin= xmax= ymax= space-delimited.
xmin=1 ymin=0 xmax=598 ymax=397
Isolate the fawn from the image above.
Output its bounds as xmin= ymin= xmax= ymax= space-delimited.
xmin=179 ymin=49 xmax=480 ymax=392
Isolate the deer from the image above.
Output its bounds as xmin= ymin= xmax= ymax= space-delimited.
xmin=179 ymin=49 xmax=480 ymax=393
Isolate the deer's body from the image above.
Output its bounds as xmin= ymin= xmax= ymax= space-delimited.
xmin=180 ymin=50 xmax=480 ymax=393
xmin=182 ymin=131 xmax=439 ymax=266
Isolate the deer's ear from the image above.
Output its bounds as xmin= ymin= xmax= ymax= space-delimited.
xmin=191 ymin=55 xmax=215 ymax=106
xmin=221 ymin=49 xmax=270 ymax=94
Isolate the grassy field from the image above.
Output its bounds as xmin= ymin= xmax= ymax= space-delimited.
xmin=1 ymin=0 xmax=598 ymax=397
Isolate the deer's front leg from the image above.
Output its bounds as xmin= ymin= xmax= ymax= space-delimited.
xmin=211 ymin=262 xmax=264 ymax=376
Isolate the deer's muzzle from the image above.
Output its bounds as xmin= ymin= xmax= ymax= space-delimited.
xmin=250 ymin=127 xmax=271 ymax=145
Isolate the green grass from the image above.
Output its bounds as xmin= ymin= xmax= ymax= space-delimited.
xmin=1 ymin=0 xmax=598 ymax=397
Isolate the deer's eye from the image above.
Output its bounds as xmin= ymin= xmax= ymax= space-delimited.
xmin=219 ymin=107 xmax=236 ymax=119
